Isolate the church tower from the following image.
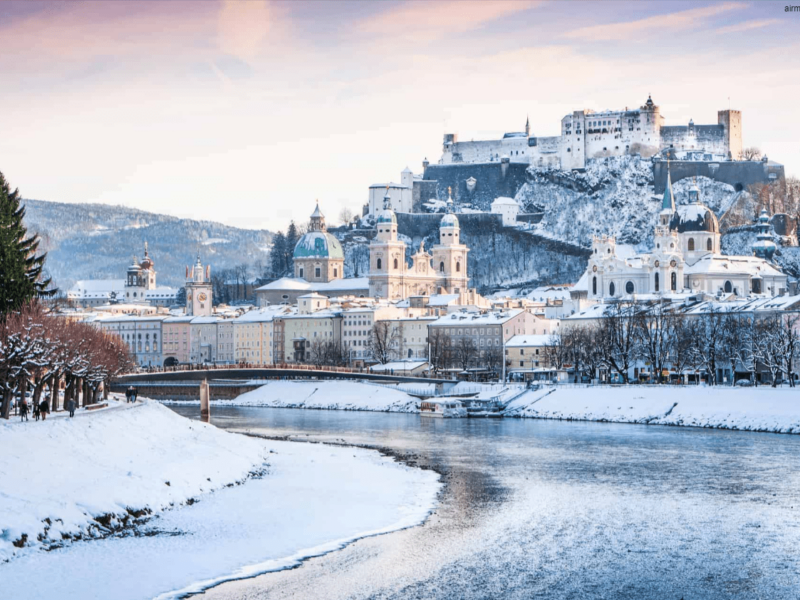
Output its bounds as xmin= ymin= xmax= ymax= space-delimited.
xmin=293 ymin=203 xmax=344 ymax=283
xmin=186 ymin=253 xmax=213 ymax=317
xmin=124 ymin=241 xmax=157 ymax=304
xmin=368 ymin=190 xmax=408 ymax=299
xmin=431 ymin=189 xmax=469 ymax=294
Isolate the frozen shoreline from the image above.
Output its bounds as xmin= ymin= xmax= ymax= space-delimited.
xmin=505 ymin=384 xmax=800 ymax=435
xmin=165 ymin=380 xmax=800 ymax=436
xmin=0 ymin=398 xmax=441 ymax=600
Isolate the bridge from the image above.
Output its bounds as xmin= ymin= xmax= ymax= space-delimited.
xmin=112 ymin=366 xmax=456 ymax=399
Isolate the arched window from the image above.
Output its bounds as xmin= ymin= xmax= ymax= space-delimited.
xmin=377 ymin=258 xmax=382 ymax=270
xmin=688 ymin=238 xmax=695 ymax=251
xmin=671 ymin=272 xmax=677 ymax=291
xmin=333 ymin=268 xmax=338 ymax=278
xmin=609 ymin=282 xmax=615 ymax=296
xmin=439 ymin=262 xmax=445 ymax=273
xmin=625 ymin=281 xmax=634 ymax=294
xmin=592 ymin=276 xmax=597 ymax=295
xmin=707 ymin=238 xmax=712 ymax=251
xmin=393 ymin=258 xmax=398 ymax=269
xmin=752 ymin=278 xmax=762 ymax=294
xmin=724 ymin=280 xmax=732 ymax=293
xmin=456 ymin=262 xmax=461 ymax=272
xmin=654 ymin=272 xmax=659 ymax=292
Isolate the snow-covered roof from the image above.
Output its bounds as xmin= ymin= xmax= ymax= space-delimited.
xmin=256 ymin=277 xmax=312 ymax=292
xmin=506 ymin=335 xmax=554 ymax=346
xmin=684 ymin=254 xmax=784 ymax=278
xmin=369 ymin=182 xmax=409 ymax=190
xmin=491 ymin=196 xmax=519 ymax=206
xmin=316 ymin=277 xmax=370 ymax=292
xmin=190 ymin=316 xmax=221 ymax=324
xmin=431 ymin=309 xmax=522 ymax=326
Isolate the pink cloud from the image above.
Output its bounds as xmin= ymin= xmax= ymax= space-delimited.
xmin=563 ymin=2 xmax=747 ymax=42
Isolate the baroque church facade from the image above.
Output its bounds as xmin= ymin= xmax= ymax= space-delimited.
xmin=585 ymin=168 xmax=787 ymax=299
xmin=368 ymin=191 xmax=469 ymax=299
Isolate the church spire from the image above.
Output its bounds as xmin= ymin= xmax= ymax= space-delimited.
xmin=525 ymin=114 xmax=530 ymax=137
xmin=662 ymin=160 xmax=675 ymax=212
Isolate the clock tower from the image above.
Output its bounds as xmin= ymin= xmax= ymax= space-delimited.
xmin=185 ymin=254 xmax=213 ymax=317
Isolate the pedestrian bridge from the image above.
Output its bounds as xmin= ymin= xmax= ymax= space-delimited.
xmin=111 ymin=366 xmax=455 ymax=399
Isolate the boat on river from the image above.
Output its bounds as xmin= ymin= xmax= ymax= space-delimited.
xmin=420 ymin=399 xmax=467 ymax=418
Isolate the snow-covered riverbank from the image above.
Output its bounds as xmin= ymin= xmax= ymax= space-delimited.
xmin=0 ymin=399 xmax=441 ymax=600
xmin=506 ymin=385 xmax=800 ymax=434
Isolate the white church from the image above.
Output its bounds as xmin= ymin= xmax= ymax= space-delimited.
xmin=583 ymin=169 xmax=787 ymax=299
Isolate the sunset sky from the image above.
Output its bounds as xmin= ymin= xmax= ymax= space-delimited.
xmin=1 ymin=0 xmax=797 ymax=231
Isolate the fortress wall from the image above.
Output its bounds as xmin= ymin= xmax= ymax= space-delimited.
xmin=653 ymin=160 xmax=784 ymax=194
xmin=422 ymin=163 xmax=530 ymax=209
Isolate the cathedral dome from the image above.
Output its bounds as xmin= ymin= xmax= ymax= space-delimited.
xmin=376 ymin=209 xmax=397 ymax=224
xmin=671 ymin=204 xmax=719 ymax=234
xmin=293 ymin=231 xmax=344 ymax=260
xmin=441 ymin=213 xmax=459 ymax=228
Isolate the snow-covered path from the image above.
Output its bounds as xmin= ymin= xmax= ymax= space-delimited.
xmin=0 ymin=399 xmax=440 ymax=600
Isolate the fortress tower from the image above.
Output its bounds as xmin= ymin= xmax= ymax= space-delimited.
xmin=718 ymin=109 xmax=742 ymax=160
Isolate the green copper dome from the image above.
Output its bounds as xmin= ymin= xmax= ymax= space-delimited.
xmin=293 ymin=231 xmax=344 ymax=260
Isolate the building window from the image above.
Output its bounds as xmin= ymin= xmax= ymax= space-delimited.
xmin=299 ymin=268 xmax=304 ymax=278
xmin=592 ymin=276 xmax=597 ymax=295
xmin=334 ymin=268 xmax=338 ymax=277
xmin=752 ymin=278 xmax=762 ymax=294
xmin=609 ymin=282 xmax=615 ymax=296
xmin=393 ymin=258 xmax=398 ymax=269
xmin=671 ymin=272 xmax=677 ymax=291
xmin=625 ymin=281 xmax=634 ymax=294
xmin=377 ymin=258 xmax=382 ymax=270
xmin=315 ymin=267 xmax=321 ymax=278
xmin=456 ymin=262 xmax=461 ymax=272
xmin=654 ymin=272 xmax=659 ymax=292
xmin=439 ymin=262 xmax=445 ymax=273
xmin=724 ymin=280 xmax=733 ymax=293
xmin=688 ymin=238 xmax=695 ymax=251
xmin=707 ymin=238 xmax=712 ymax=251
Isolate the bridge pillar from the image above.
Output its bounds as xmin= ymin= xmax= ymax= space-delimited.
xmin=200 ymin=379 xmax=210 ymax=423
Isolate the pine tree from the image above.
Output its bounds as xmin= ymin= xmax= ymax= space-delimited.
xmin=284 ymin=221 xmax=299 ymax=274
xmin=0 ymin=172 xmax=53 ymax=314
xmin=270 ymin=231 xmax=287 ymax=276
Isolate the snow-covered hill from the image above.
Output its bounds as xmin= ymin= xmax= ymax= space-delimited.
xmin=23 ymin=199 xmax=272 ymax=290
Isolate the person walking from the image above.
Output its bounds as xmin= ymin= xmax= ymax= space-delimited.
xmin=66 ymin=397 xmax=76 ymax=418
xmin=20 ymin=398 xmax=29 ymax=421
xmin=125 ymin=387 xmax=131 ymax=403
xmin=39 ymin=399 xmax=49 ymax=420
xmin=33 ymin=401 xmax=41 ymax=421
xmin=132 ymin=386 xmax=138 ymax=402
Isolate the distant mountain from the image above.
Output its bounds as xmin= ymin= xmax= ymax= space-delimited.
xmin=22 ymin=200 xmax=272 ymax=291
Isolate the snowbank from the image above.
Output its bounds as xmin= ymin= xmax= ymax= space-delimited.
xmin=505 ymin=385 xmax=800 ymax=434
xmin=0 ymin=398 xmax=442 ymax=600
xmin=0 ymin=399 xmax=268 ymax=562
xmin=203 ymin=380 xmax=421 ymax=412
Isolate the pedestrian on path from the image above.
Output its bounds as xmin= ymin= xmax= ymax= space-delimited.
xmin=66 ymin=398 xmax=76 ymax=418
xmin=132 ymin=387 xmax=138 ymax=402
xmin=33 ymin=401 xmax=41 ymax=421
xmin=125 ymin=386 xmax=133 ymax=403
xmin=20 ymin=399 xmax=28 ymax=421
xmin=39 ymin=399 xmax=49 ymax=420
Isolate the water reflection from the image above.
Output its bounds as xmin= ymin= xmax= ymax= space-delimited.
xmin=170 ymin=405 xmax=800 ymax=600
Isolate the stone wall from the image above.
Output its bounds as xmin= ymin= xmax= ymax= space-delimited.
xmin=653 ymin=160 xmax=784 ymax=194
xmin=423 ymin=163 xmax=530 ymax=210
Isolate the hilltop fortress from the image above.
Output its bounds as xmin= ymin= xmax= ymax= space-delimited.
xmin=440 ymin=95 xmax=742 ymax=170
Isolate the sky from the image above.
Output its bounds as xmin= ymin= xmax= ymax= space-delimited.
xmin=0 ymin=0 xmax=798 ymax=232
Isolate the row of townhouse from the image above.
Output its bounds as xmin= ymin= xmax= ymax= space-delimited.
xmin=90 ymin=292 xmax=562 ymax=370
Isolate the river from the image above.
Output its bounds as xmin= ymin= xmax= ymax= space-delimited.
xmin=169 ymin=405 xmax=800 ymax=599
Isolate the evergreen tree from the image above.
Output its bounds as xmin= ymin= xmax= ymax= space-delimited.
xmin=284 ymin=221 xmax=299 ymax=274
xmin=175 ymin=287 xmax=186 ymax=306
xmin=270 ymin=231 xmax=287 ymax=276
xmin=0 ymin=172 xmax=53 ymax=313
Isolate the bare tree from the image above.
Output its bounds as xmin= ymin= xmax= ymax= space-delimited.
xmin=598 ymin=301 xmax=639 ymax=383
xmin=453 ymin=337 xmax=478 ymax=372
xmin=428 ymin=328 xmax=450 ymax=375
xmin=635 ymin=300 xmax=673 ymax=383
xmin=741 ymin=147 xmax=762 ymax=161
xmin=544 ymin=331 xmax=568 ymax=371
xmin=369 ymin=321 xmax=400 ymax=364
xmin=485 ymin=345 xmax=503 ymax=376
xmin=338 ymin=207 xmax=354 ymax=226
xmin=689 ymin=311 xmax=731 ymax=385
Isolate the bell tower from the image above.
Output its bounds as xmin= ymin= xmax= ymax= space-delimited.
xmin=186 ymin=253 xmax=213 ymax=317
xmin=431 ymin=188 xmax=469 ymax=294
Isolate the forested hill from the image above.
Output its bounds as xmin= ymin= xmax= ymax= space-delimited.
xmin=22 ymin=199 xmax=272 ymax=290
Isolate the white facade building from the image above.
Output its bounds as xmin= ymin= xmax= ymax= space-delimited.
xmin=490 ymin=197 xmax=521 ymax=227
